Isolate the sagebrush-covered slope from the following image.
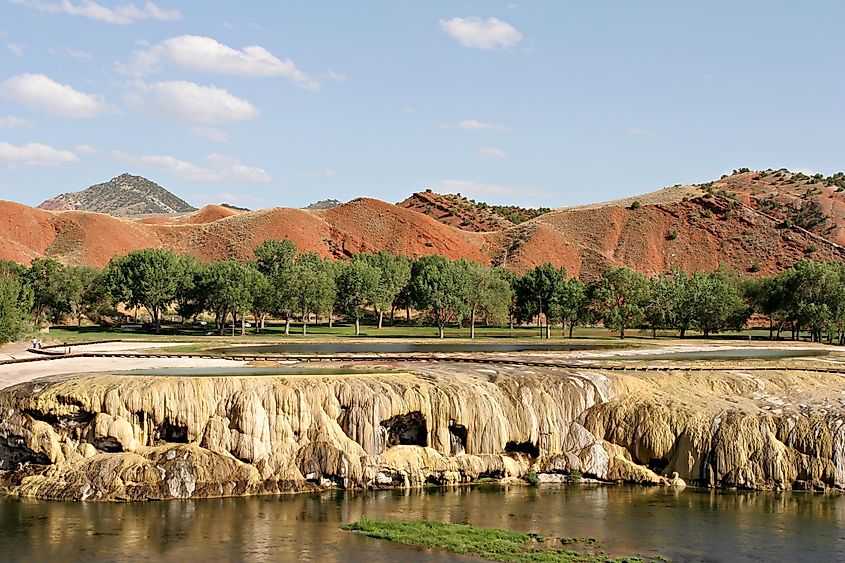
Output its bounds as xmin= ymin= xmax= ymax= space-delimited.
xmin=38 ymin=173 xmax=196 ymax=217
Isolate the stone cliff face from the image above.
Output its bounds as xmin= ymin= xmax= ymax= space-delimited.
xmin=0 ymin=362 xmax=843 ymax=501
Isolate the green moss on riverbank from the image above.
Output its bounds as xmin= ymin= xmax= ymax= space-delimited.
xmin=342 ymin=518 xmax=658 ymax=562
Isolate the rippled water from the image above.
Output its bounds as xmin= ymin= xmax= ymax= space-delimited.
xmin=2 ymin=485 xmax=843 ymax=562
xmin=586 ymin=348 xmax=830 ymax=361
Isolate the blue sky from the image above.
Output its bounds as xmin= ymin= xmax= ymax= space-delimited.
xmin=0 ymin=1 xmax=842 ymax=209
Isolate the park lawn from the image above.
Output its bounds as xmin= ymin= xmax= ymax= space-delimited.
xmin=341 ymin=518 xmax=657 ymax=563
xmin=42 ymin=320 xmax=776 ymax=345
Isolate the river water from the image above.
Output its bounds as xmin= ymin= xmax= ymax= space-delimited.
xmin=2 ymin=484 xmax=843 ymax=562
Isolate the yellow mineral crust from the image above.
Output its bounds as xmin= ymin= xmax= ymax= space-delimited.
xmin=0 ymin=363 xmax=842 ymax=500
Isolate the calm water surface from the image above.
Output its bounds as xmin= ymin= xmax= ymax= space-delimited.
xmin=1 ymin=485 xmax=843 ymax=562
xmin=211 ymin=342 xmax=619 ymax=355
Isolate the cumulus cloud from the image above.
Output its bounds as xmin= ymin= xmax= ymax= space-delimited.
xmin=75 ymin=144 xmax=97 ymax=154
xmin=190 ymin=126 xmax=229 ymax=143
xmin=298 ymin=169 xmax=337 ymax=177
xmin=327 ymin=70 xmax=346 ymax=82
xmin=0 ymin=141 xmax=77 ymax=167
xmin=117 ymin=35 xmax=320 ymax=91
xmin=49 ymin=46 xmax=93 ymax=60
xmin=439 ymin=17 xmax=522 ymax=50
xmin=126 ymin=80 xmax=258 ymax=124
xmin=9 ymin=0 xmax=181 ymax=25
xmin=456 ymin=119 xmax=507 ymax=131
xmin=0 ymin=115 xmax=32 ymax=128
xmin=478 ymin=147 xmax=508 ymax=159
xmin=110 ymin=150 xmax=270 ymax=182
xmin=0 ymin=73 xmax=111 ymax=118
xmin=6 ymin=43 xmax=24 ymax=57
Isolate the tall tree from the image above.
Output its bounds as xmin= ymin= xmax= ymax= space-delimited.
xmin=290 ymin=253 xmax=336 ymax=335
xmin=555 ymin=277 xmax=589 ymax=338
xmin=462 ymin=262 xmax=512 ymax=338
xmin=516 ymin=263 xmax=566 ymax=338
xmin=104 ymin=249 xmax=182 ymax=333
xmin=362 ymin=251 xmax=412 ymax=329
xmin=201 ymin=260 xmax=257 ymax=336
xmin=25 ymin=258 xmax=70 ymax=325
xmin=336 ymin=258 xmax=381 ymax=335
xmin=0 ymin=270 xmax=31 ymax=345
xmin=410 ymin=255 xmax=469 ymax=338
xmin=689 ymin=267 xmax=748 ymax=337
xmin=592 ymin=267 xmax=650 ymax=338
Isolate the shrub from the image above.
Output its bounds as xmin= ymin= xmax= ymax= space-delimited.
xmin=749 ymin=262 xmax=762 ymax=273
xmin=629 ymin=200 xmax=641 ymax=210
xmin=569 ymin=469 xmax=582 ymax=481
xmin=523 ymin=471 xmax=539 ymax=486
xmin=665 ymin=229 xmax=678 ymax=240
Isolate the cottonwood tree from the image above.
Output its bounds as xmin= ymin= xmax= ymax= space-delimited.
xmin=25 ymin=258 xmax=70 ymax=325
xmin=0 ymin=267 xmax=32 ymax=345
xmin=201 ymin=260 xmax=258 ymax=336
xmin=554 ymin=277 xmax=589 ymax=338
xmin=462 ymin=261 xmax=512 ymax=338
xmin=592 ymin=266 xmax=650 ymax=338
xmin=254 ymin=239 xmax=299 ymax=334
xmin=516 ymin=263 xmax=566 ymax=338
xmin=336 ymin=258 xmax=380 ymax=335
xmin=290 ymin=252 xmax=336 ymax=335
xmin=411 ymin=255 xmax=468 ymax=338
xmin=104 ymin=249 xmax=182 ymax=333
xmin=689 ymin=268 xmax=748 ymax=337
xmin=361 ymin=251 xmax=412 ymax=329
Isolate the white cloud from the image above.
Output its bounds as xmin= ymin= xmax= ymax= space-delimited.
xmin=432 ymin=179 xmax=550 ymax=199
xmin=75 ymin=144 xmax=97 ymax=154
xmin=110 ymin=150 xmax=270 ymax=182
xmin=190 ymin=126 xmax=229 ymax=143
xmin=479 ymin=147 xmax=508 ymax=159
xmin=626 ymin=127 xmax=654 ymax=136
xmin=0 ymin=73 xmax=111 ymax=118
xmin=327 ymin=70 xmax=346 ymax=82
xmin=439 ymin=17 xmax=523 ymax=50
xmin=0 ymin=141 xmax=77 ymax=167
xmin=299 ymin=169 xmax=337 ymax=177
xmin=49 ymin=46 xmax=93 ymax=60
xmin=506 ymin=3 xmax=520 ymax=11
xmin=127 ymin=80 xmax=258 ymax=124
xmin=9 ymin=0 xmax=181 ymax=25
xmin=0 ymin=115 xmax=32 ymax=128
xmin=6 ymin=43 xmax=24 ymax=57
xmin=117 ymin=35 xmax=320 ymax=91
xmin=457 ymin=119 xmax=506 ymax=131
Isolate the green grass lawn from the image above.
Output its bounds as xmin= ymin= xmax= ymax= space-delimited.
xmin=341 ymin=518 xmax=658 ymax=562
xmin=41 ymin=319 xmax=782 ymax=346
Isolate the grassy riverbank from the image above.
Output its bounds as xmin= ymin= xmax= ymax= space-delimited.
xmin=342 ymin=518 xmax=660 ymax=562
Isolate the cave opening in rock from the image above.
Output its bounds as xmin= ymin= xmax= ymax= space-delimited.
xmin=505 ymin=440 xmax=540 ymax=458
xmin=449 ymin=420 xmax=467 ymax=455
xmin=381 ymin=412 xmax=427 ymax=448
xmin=0 ymin=435 xmax=52 ymax=469
xmin=156 ymin=420 xmax=189 ymax=443
xmin=93 ymin=436 xmax=123 ymax=453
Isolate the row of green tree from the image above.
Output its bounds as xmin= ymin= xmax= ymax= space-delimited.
xmin=2 ymin=242 xmax=845 ymax=344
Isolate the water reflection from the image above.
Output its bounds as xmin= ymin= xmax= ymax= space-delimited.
xmin=1 ymin=485 xmax=843 ymax=562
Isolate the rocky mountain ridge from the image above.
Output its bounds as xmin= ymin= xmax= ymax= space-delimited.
xmin=37 ymin=173 xmax=196 ymax=217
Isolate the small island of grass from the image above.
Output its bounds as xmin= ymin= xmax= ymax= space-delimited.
xmin=342 ymin=518 xmax=659 ymax=562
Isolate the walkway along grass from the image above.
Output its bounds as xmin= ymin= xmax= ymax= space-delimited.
xmin=341 ymin=518 xmax=664 ymax=562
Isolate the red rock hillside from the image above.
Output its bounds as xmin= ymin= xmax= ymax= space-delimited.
xmin=2 ymin=169 xmax=844 ymax=277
